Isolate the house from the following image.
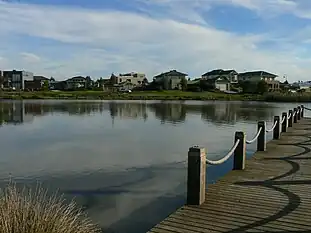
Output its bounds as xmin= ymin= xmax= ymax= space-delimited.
xmin=202 ymin=69 xmax=238 ymax=84
xmin=24 ymin=75 xmax=50 ymax=91
xmin=65 ymin=76 xmax=93 ymax=89
xmin=108 ymin=72 xmax=147 ymax=92
xmin=24 ymin=80 xmax=42 ymax=91
xmin=153 ymin=70 xmax=188 ymax=90
xmin=2 ymin=70 xmax=34 ymax=90
xmin=292 ymin=81 xmax=311 ymax=92
xmin=34 ymin=76 xmax=49 ymax=86
xmin=116 ymin=81 xmax=136 ymax=92
xmin=238 ymin=71 xmax=280 ymax=91
xmin=34 ymin=76 xmax=49 ymax=82
xmin=187 ymin=78 xmax=201 ymax=91
xmin=206 ymin=76 xmax=231 ymax=91
xmin=50 ymin=81 xmax=68 ymax=91
xmin=113 ymin=72 xmax=146 ymax=85
xmin=66 ymin=76 xmax=87 ymax=89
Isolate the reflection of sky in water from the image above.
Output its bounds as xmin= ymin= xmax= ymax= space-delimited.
xmin=0 ymin=100 xmax=307 ymax=232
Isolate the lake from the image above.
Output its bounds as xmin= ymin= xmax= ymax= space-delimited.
xmin=0 ymin=100 xmax=308 ymax=233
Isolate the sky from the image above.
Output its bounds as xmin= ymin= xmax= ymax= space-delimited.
xmin=1 ymin=0 xmax=311 ymax=82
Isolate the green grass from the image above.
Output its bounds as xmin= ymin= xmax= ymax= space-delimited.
xmin=1 ymin=90 xmax=310 ymax=102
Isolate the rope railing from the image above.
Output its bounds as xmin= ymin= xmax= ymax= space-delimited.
xmin=266 ymin=120 xmax=277 ymax=132
xmin=187 ymin=104 xmax=305 ymax=206
xmin=205 ymin=139 xmax=240 ymax=165
xmin=246 ymin=127 xmax=262 ymax=144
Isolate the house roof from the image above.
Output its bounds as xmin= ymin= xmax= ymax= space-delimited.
xmin=239 ymin=71 xmax=277 ymax=77
xmin=187 ymin=78 xmax=201 ymax=85
xmin=66 ymin=76 xmax=86 ymax=81
xmin=34 ymin=76 xmax=49 ymax=81
xmin=154 ymin=70 xmax=188 ymax=78
xmin=202 ymin=69 xmax=237 ymax=76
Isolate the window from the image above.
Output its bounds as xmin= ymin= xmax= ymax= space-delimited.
xmin=119 ymin=78 xmax=122 ymax=82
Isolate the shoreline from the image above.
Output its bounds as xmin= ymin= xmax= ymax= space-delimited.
xmin=0 ymin=90 xmax=310 ymax=102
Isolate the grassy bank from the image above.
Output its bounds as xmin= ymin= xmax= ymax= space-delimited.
xmin=0 ymin=90 xmax=310 ymax=102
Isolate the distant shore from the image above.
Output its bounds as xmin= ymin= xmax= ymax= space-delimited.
xmin=0 ymin=90 xmax=310 ymax=102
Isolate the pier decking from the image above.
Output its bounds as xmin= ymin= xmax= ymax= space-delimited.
xmin=148 ymin=108 xmax=311 ymax=232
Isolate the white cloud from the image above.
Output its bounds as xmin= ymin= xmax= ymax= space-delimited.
xmin=0 ymin=1 xmax=310 ymax=81
xmin=20 ymin=52 xmax=41 ymax=63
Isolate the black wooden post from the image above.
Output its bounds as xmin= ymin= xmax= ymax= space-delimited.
xmin=257 ymin=121 xmax=266 ymax=151
xmin=281 ymin=112 xmax=287 ymax=133
xmin=233 ymin=131 xmax=246 ymax=170
xmin=273 ymin=116 xmax=280 ymax=139
xmin=288 ymin=109 xmax=293 ymax=127
xmin=293 ymin=108 xmax=298 ymax=123
xmin=297 ymin=106 xmax=301 ymax=120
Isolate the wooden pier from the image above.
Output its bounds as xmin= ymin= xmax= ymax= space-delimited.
xmin=148 ymin=105 xmax=311 ymax=232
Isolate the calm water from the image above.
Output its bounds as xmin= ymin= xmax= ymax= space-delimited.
xmin=0 ymin=100 xmax=308 ymax=232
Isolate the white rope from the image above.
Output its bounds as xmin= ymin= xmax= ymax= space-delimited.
xmin=304 ymin=106 xmax=311 ymax=111
xmin=266 ymin=120 xmax=277 ymax=132
xmin=206 ymin=139 xmax=240 ymax=165
xmin=292 ymin=111 xmax=296 ymax=117
xmin=246 ymin=127 xmax=262 ymax=144
xmin=288 ymin=113 xmax=292 ymax=119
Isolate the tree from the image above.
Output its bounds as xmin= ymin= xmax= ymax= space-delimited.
xmin=85 ymin=76 xmax=92 ymax=89
xmin=180 ymin=77 xmax=187 ymax=91
xmin=256 ymin=80 xmax=269 ymax=94
xmin=43 ymin=80 xmax=49 ymax=91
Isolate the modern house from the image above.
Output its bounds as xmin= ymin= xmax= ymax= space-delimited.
xmin=112 ymin=72 xmax=146 ymax=85
xmin=153 ymin=70 xmax=188 ymax=90
xmin=109 ymin=72 xmax=147 ymax=91
xmin=202 ymin=69 xmax=238 ymax=84
xmin=238 ymin=71 xmax=280 ymax=91
xmin=2 ymin=70 xmax=34 ymax=90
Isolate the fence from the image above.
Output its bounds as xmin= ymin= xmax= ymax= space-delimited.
xmin=187 ymin=105 xmax=305 ymax=206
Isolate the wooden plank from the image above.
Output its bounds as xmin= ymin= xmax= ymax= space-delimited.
xmin=147 ymin=118 xmax=311 ymax=232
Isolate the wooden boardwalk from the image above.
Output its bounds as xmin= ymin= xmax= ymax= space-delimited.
xmin=148 ymin=118 xmax=311 ymax=233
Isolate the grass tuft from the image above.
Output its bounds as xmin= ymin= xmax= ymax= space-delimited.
xmin=0 ymin=183 xmax=101 ymax=233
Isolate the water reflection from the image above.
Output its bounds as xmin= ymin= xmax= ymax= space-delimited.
xmin=0 ymin=100 xmax=279 ymax=126
xmin=0 ymin=101 xmax=34 ymax=125
xmin=0 ymin=100 xmax=304 ymax=233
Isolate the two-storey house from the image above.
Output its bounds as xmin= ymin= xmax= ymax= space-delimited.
xmin=153 ymin=70 xmax=188 ymax=90
xmin=202 ymin=69 xmax=238 ymax=84
xmin=238 ymin=71 xmax=280 ymax=91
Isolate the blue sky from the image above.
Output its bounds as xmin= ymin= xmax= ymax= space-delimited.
xmin=1 ymin=0 xmax=311 ymax=81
